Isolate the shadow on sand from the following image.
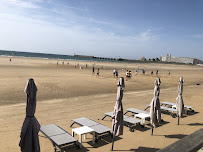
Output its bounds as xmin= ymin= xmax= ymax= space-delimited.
xmin=112 ymin=146 xmax=160 ymax=152
xmin=87 ymin=136 xmax=122 ymax=148
xmin=145 ymin=120 xmax=169 ymax=128
xmin=164 ymin=134 xmax=187 ymax=139
xmin=188 ymin=123 xmax=203 ymax=126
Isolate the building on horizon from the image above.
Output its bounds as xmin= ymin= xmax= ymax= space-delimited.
xmin=160 ymin=53 xmax=203 ymax=64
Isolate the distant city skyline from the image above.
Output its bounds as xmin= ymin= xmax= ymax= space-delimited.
xmin=0 ymin=0 xmax=203 ymax=60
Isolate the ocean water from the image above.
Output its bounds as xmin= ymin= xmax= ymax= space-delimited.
xmin=0 ymin=50 xmax=118 ymax=62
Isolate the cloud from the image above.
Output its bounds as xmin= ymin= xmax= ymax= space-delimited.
xmin=193 ymin=34 xmax=203 ymax=38
xmin=0 ymin=1 xmax=162 ymax=59
xmin=2 ymin=0 xmax=40 ymax=8
xmin=0 ymin=12 xmax=159 ymax=58
xmin=132 ymin=29 xmax=157 ymax=42
xmin=139 ymin=29 xmax=152 ymax=41
xmin=51 ymin=3 xmax=88 ymax=12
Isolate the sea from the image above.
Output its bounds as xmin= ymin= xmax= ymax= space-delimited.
xmin=0 ymin=50 xmax=119 ymax=63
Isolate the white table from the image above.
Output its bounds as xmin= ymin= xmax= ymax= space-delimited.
xmin=72 ymin=126 xmax=95 ymax=148
xmin=134 ymin=113 xmax=150 ymax=126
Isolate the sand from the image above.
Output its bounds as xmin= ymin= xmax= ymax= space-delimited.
xmin=0 ymin=56 xmax=202 ymax=152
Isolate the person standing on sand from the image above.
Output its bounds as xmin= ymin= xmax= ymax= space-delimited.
xmin=128 ymin=71 xmax=131 ymax=80
xmin=156 ymin=70 xmax=159 ymax=76
xmin=92 ymin=66 xmax=95 ymax=75
xmin=135 ymin=69 xmax=138 ymax=75
xmin=113 ymin=69 xmax=116 ymax=77
xmin=115 ymin=69 xmax=118 ymax=79
xmin=97 ymin=69 xmax=99 ymax=77
xmin=143 ymin=69 xmax=145 ymax=75
xmin=126 ymin=70 xmax=129 ymax=81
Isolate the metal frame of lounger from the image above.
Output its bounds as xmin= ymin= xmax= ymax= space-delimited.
xmin=102 ymin=112 xmax=141 ymax=132
xmin=70 ymin=117 xmax=112 ymax=141
xmin=161 ymin=102 xmax=194 ymax=113
xmin=40 ymin=124 xmax=80 ymax=152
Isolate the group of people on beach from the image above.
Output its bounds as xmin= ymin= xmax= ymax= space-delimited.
xmin=150 ymin=70 xmax=159 ymax=76
xmin=92 ymin=66 xmax=100 ymax=77
xmin=55 ymin=61 xmax=171 ymax=78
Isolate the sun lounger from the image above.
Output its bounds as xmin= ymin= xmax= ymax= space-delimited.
xmin=102 ymin=111 xmax=130 ymax=120
xmin=124 ymin=108 xmax=149 ymax=115
xmin=102 ymin=112 xmax=141 ymax=132
xmin=40 ymin=124 xmax=79 ymax=152
xmin=70 ymin=117 xmax=112 ymax=140
xmin=161 ymin=102 xmax=194 ymax=113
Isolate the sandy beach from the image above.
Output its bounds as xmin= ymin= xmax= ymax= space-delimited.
xmin=0 ymin=56 xmax=202 ymax=152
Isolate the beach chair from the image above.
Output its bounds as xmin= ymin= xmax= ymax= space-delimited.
xmin=161 ymin=102 xmax=194 ymax=114
xmin=102 ymin=112 xmax=141 ymax=132
xmin=124 ymin=108 xmax=150 ymax=115
xmin=40 ymin=124 xmax=80 ymax=152
xmin=70 ymin=117 xmax=112 ymax=141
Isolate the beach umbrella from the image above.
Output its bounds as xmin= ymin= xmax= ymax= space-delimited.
xmin=150 ymin=78 xmax=162 ymax=135
xmin=112 ymin=77 xmax=125 ymax=151
xmin=19 ymin=78 xmax=40 ymax=152
xmin=176 ymin=77 xmax=184 ymax=125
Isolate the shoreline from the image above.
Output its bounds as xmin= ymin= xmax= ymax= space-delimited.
xmin=1 ymin=50 xmax=202 ymax=65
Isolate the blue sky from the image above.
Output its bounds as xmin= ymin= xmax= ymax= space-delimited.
xmin=0 ymin=0 xmax=203 ymax=60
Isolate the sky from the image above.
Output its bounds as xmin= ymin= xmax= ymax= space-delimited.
xmin=0 ymin=0 xmax=203 ymax=60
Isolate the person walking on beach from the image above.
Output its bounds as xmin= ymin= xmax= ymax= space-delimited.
xmin=143 ymin=69 xmax=145 ymax=75
xmin=113 ymin=69 xmax=116 ymax=77
xmin=156 ymin=70 xmax=159 ymax=76
xmin=92 ymin=66 xmax=95 ymax=75
xmin=115 ymin=69 xmax=118 ymax=79
xmin=135 ymin=69 xmax=138 ymax=75
xmin=151 ymin=71 xmax=153 ymax=76
xmin=128 ymin=71 xmax=132 ymax=80
xmin=97 ymin=69 xmax=100 ymax=77
xmin=126 ymin=70 xmax=129 ymax=81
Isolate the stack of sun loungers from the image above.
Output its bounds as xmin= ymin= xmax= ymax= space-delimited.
xmin=40 ymin=124 xmax=80 ymax=152
xmin=70 ymin=117 xmax=112 ymax=141
xmin=161 ymin=102 xmax=194 ymax=114
xmin=145 ymin=104 xmax=177 ymax=117
xmin=145 ymin=102 xmax=194 ymax=117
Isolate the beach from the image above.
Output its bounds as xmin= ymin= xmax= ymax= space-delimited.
xmin=0 ymin=56 xmax=202 ymax=152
